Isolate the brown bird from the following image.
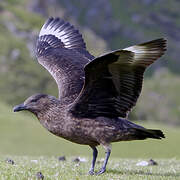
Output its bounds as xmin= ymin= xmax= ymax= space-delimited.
xmin=13 ymin=17 xmax=166 ymax=175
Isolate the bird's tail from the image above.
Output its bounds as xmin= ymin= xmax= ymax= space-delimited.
xmin=131 ymin=128 xmax=165 ymax=140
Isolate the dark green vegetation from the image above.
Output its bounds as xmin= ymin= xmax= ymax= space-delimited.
xmin=0 ymin=0 xmax=180 ymax=126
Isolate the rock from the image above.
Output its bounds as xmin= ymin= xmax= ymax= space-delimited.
xmin=148 ymin=159 xmax=158 ymax=166
xmin=72 ymin=157 xmax=87 ymax=163
xmin=6 ymin=158 xmax=15 ymax=165
xmin=136 ymin=160 xmax=149 ymax=166
xmin=72 ymin=157 xmax=80 ymax=163
xmin=36 ymin=172 xmax=44 ymax=179
xmin=58 ymin=156 xmax=66 ymax=161
xmin=136 ymin=159 xmax=158 ymax=166
xmin=31 ymin=159 xmax=38 ymax=164
xmin=78 ymin=157 xmax=87 ymax=162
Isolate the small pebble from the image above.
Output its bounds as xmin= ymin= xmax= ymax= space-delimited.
xmin=136 ymin=160 xmax=149 ymax=166
xmin=36 ymin=172 xmax=44 ymax=179
xmin=6 ymin=158 xmax=15 ymax=165
xmin=31 ymin=160 xmax=38 ymax=164
xmin=78 ymin=157 xmax=87 ymax=162
xmin=148 ymin=159 xmax=158 ymax=166
xmin=58 ymin=156 xmax=66 ymax=161
xmin=72 ymin=157 xmax=87 ymax=163
xmin=73 ymin=157 xmax=80 ymax=163
xmin=136 ymin=159 xmax=158 ymax=166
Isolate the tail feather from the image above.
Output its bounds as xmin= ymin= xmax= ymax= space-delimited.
xmin=132 ymin=128 xmax=165 ymax=140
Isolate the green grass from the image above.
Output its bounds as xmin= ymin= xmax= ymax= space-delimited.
xmin=1 ymin=156 xmax=180 ymax=179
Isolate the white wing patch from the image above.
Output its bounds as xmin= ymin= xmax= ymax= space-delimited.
xmin=39 ymin=23 xmax=72 ymax=48
xmin=124 ymin=45 xmax=148 ymax=54
xmin=39 ymin=18 xmax=86 ymax=49
xmin=123 ymin=39 xmax=166 ymax=66
xmin=103 ymin=39 xmax=166 ymax=67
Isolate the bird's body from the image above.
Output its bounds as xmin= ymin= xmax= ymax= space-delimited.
xmin=35 ymin=98 xmax=157 ymax=146
xmin=36 ymin=102 xmax=141 ymax=146
xmin=14 ymin=17 xmax=166 ymax=175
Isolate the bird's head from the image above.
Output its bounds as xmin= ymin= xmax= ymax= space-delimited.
xmin=13 ymin=93 xmax=58 ymax=115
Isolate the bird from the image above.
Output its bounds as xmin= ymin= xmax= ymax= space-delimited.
xmin=13 ymin=17 xmax=166 ymax=175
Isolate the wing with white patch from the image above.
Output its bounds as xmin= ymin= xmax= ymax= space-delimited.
xmin=123 ymin=38 xmax=166 ymax=66
xmin=70 ymin=38 xmax=166 ymax=118
xmin=36 ymin=17 xmax=94 ymax=104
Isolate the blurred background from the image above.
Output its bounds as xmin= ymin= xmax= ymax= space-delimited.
xmin=0 ymin=0 xmax=180 ymax=158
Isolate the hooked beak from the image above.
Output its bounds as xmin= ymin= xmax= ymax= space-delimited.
xmin=13 ymin=103 xmax=27 ymax=112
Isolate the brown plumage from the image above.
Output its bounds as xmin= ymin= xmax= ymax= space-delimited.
xmin=13 ymin=17 xmax=166 ymax=175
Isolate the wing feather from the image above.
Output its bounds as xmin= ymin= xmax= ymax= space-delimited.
xmin=70 ymin=38 xmax=167 ymax=118
xmin=36 ymin=17 xmax=94 ymax=104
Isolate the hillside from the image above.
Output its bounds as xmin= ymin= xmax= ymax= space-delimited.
xmin=0 ymin=0 xmax=180 ymax=125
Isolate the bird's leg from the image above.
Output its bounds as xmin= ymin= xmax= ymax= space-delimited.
xmin=88 ymin=146 xmax=98 ymax=175
xmin=96 ymin=144 xmax=111 ymax=175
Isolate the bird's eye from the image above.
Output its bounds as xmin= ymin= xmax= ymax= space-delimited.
xmin=30 ymin=99 xmax=38 ymax=103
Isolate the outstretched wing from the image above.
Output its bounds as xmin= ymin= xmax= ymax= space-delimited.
xmin=36 ymin=17 xmax=94 ymax=104
xmin=70 ymin=38 xmax=167 ymax=118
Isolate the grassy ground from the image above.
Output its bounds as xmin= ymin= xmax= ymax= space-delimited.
xmin=1 ymin=156 xmax=180 ymax=179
